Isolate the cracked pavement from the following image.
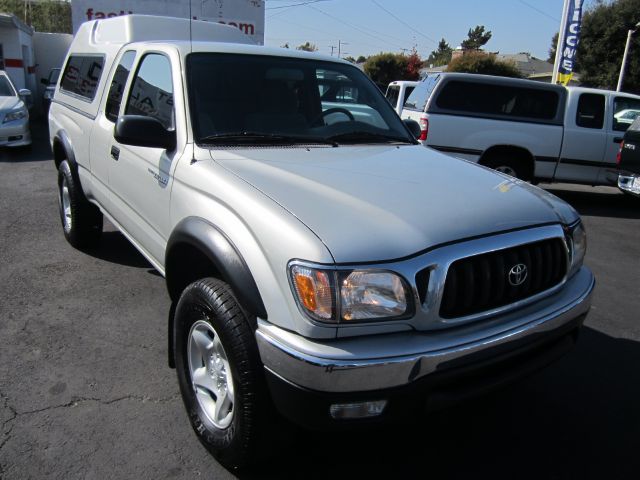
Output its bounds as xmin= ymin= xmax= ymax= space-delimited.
xmin=1 ymin=122 xmax=639 ymax=479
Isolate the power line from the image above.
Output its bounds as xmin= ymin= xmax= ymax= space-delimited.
xmin=517 ymin=0 xmax=559 ymax=23
xmin=307 ymin=4 xmax=406 ymax=50
xmin=369 ymin=0 xmax=438 ymax=46
xmin=266 ymin=0 xmax=331 ymax=10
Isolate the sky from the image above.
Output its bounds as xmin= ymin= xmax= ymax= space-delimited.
xmin=264 ymin=0 xmax=599 ymax=61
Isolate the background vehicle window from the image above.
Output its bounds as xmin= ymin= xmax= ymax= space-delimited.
xmin=0 ymin=76 xmax=15 ymax=96
xmin=105 ymin=51 xmax=136 ymax=122
xmin=385 ymin=86 xmax=400 ymax=107
xmin=404 ymin=75 xmax=440 ymax=111
xmin=60 ymin=55 xmax=104 ymax=100
xmin=435 ymin=81 xmax=559 ymax=120
xmin=125 ymin=53 xmax=174 ymax=130
xmin=613 ymin=97 xmax=640 ymax=132
xmin=576 ymin=93 xmax=605 ymax=129
xmin=403 ymin=86 xmax=415 ymax=107
xmin=629 ymin=117 xmax=640 ymax=133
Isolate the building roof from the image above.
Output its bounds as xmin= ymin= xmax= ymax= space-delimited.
xmin=0 ymin=13 xmax=34 ymax=35
xmin=495 ymin=52 xmax=553 ymax=76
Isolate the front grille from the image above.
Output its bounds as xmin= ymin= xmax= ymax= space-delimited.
xmin=440 ymin=238 xmax=567 ymax=319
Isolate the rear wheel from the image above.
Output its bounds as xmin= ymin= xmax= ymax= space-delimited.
xmin=57 ymin=160 xmax=103 ymax=248
xmin=174 ymin=278 xmax=267 ymax=470
xmin=483 ymin=154 xmax=533 ymax=181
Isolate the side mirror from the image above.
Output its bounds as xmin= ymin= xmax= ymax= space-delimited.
xmin=18 ymin=88 xmax=31 ymax=97
xmin=114 ymin=115 xmax=176 ymax=151
xmin=403 ymin=119 xmax=421 ymax=139
xmin=41 ymin=78 xmax=49 ymax=85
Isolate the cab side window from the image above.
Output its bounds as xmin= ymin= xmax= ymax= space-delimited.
xmin=576 ymin=93 xmax=605 ymax=129
xmin=105 ymin=51 xmax=136 ymax=122
xmin=125 ymin=53 xmax=174 ymax=130
xmin=60 ymin=55 xmax=105 ymax=101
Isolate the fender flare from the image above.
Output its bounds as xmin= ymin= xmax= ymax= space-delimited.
xmin=165 ymin=217 xmax=268 ymax=319
xmin=53 ymin=130 xmax=78 ymax=172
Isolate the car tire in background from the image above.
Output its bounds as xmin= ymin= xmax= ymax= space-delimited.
xmin=57 ymin=160 xmax=103 ymax=248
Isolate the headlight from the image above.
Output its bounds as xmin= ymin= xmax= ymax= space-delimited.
xmin=3 ymin=108 xmax=27 ymax=123
xmin=289 ymin=263 xmax=412 ymax=324
xmin=340 ymin=271 xmax=409 ymax=320
xmin=567 ymin=222 xmax=587 ymax=278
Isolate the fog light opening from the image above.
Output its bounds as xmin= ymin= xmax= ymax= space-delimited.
xmin=329 ymin=400 xmax=387 ymax=420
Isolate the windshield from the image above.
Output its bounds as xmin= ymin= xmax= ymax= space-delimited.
xmin=187 ymin=53 xmax=414 ymax=146
xmin=0 ymin=76 xmax=16 ymax=97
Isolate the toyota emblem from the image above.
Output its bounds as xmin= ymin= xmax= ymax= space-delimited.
xmin=508 ymin=263 xmax=528 ymax=286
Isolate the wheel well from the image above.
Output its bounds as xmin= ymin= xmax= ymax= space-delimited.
xmin=53 ymin=138 xmax=66 ymax=170
xmin=479 ymin=145 xmax=535 ymax=180
xmin=165 ymin=243 xmax=223 ymax=303
xmin=165 ymin=243 xmax=224 ymax=370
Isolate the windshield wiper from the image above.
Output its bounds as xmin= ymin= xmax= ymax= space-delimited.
xmin=327 ymin=131 xmax=412 ymax=145
xmin=199 ymin=132 xmax=336 ymax=146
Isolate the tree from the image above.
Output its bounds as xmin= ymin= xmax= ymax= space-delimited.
xmin=547 ymin=32 xmax=559 ymax=63
xmin=364 ymin=52 xmax=409 ymax=88
xmin=296 ymin=42 xmax=318 ymax=52
xmin=343 ymin=56 xmax=356 ymax=63
xmin=576 ymin=0 xmax=640 ymax=92
xmin=446 ymin=51 xmax=522 ymax=78
xmin=405 ymin=47 xmax=423 ymax=80
xmin=427 ymin=38 xmax=453 ymax=67
xmin=356 ymin=55 xmax=367 ymax=63
xmin=281 ymin=42 xmax=290 ymax=49
xmin=461 ymin=25 xmax=492 ymax=50
xmin=0 ymin=0 xmax=72 ymax=33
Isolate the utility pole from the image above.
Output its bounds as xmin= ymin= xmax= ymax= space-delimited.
xmin=617 ymin=22 xmax=640 ymax=92
xmin=329 ymin=45 xmax=336 ymax=56
xmin=338 ymin=40 xmax=348 ymax=58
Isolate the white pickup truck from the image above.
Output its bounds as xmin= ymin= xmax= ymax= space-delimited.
xmin=401 ymin=73 xmax=640 ymax=184
xmin=49 ymin=17 xmax=594 ymax=469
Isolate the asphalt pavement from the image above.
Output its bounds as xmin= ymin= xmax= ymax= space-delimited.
xmin=1 ymin=122 xmax=639 ymax=479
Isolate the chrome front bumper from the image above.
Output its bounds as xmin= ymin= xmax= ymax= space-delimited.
xmin=256 ymin=266 xmax=594 ymax=393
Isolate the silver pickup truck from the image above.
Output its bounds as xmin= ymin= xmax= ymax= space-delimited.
xmin=49 ymin=15 xmax=594 ymax=470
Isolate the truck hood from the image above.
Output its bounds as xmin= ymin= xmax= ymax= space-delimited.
xmin=211 ymin=145 xmax=578 ymax=263
xmin=0 ymin=96 xmax=21 ymax=112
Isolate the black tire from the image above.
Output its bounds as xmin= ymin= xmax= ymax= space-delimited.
xmin=483 ymin=155 xmax=532 ymax=181
xmin=57 ymin=160 xmax=103 ymax=249
xmin=174 ymin=278 xmax=267 ymax=470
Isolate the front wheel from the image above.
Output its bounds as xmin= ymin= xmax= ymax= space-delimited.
xmin=57 ymin=160 xmax=103 ymax=248
xmin=174 ymin=278 xmax=267 ymax=470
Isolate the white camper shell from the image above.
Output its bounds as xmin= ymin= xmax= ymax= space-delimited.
xmin=53 ymin=15 xmax=253 ymax=119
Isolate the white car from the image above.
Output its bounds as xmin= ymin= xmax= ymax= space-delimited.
xmin=0 ymin=70 xmax=31 ymax=147
xmin=614 ymin=108 xmax=640 ymax=126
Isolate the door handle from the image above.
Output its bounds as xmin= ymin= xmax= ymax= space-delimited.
xmin=613 ymin=137 xmax=624 ymax=143
xmin=110 ymin=145 xmax=120 ymax=160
